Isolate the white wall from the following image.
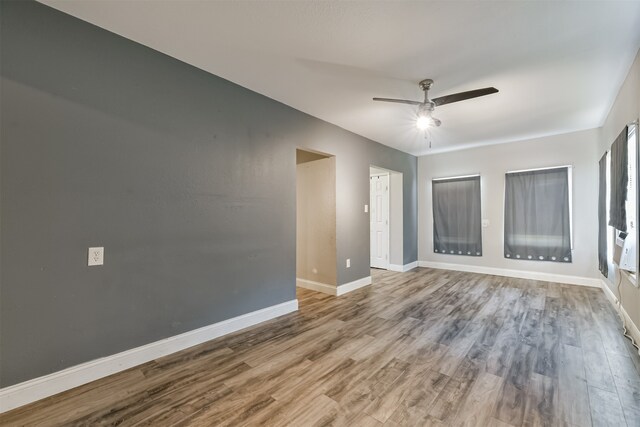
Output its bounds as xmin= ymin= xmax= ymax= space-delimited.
xmin=598 ymin=48 xmax=640 ymax=330
xmin=297 ymin=157 xmax=337 ymax=286
xmin=418 ymin=128 xmax=600 ymax=282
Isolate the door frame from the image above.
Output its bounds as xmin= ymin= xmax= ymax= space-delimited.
xmin=370 ymin=165 xmax=404 ymax=271
xmin=370 ymin=171 xmax=390 ymax=269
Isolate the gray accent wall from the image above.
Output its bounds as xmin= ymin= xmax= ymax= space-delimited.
xmin=0 ymin=1 xmax=417 ymax=387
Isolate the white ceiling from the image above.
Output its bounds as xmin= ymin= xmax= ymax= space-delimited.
xmin=40 ymin=1 xmax=640 ymax=156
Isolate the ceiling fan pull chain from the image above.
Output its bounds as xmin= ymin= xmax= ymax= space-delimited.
xmin=424 ymin=128 xmax=432 ymax=148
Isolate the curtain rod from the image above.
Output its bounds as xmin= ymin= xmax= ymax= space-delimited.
xmin=506 ymin=165 xmax=572 ymax=174
xmin=432 ymin=173 xmax=480 ymax=181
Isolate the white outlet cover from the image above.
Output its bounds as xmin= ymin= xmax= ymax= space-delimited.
xmin=364 ymin=204 xmax=368 ymax=213
xmin=346 ymin=258 xmax=351 ymax=268
xmin=88 ymin=247 xmax=104 ymax=266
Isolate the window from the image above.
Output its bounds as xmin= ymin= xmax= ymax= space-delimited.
xmin=504 ymin=166 xmax=572 ymax=262
xmin=432 ymin=175 xmax=482 ymax=256
xmin=620 ymin=124 xmax=638 ymax=278
xmin=606 ymin=124 xmax=638 ymax=283
xmin=598 ymin=152 xmax=608 ymax=277
xmin=607 ymin=151 xmax=613 ymax=268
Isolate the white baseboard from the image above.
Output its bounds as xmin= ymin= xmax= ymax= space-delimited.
xmin=389 ymin=261 xmax=418 ymax=273
xmin=0 ymin=299 xmax=298 ymax=413
xmin=417 ymin=261 xmax=601 ymax=288
xmin=337 ymin=276 xmax=372 ymax=295
xmin=297 ymin=276 xmax=372 ymax=296
xmin=296 ymin=278 xmax=337 ymax=295
xmin=600 ymin=280 xmax=640 ymax=356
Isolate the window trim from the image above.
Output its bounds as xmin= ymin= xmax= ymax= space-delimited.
xmin=432 ymin=173 xmax=480 ymax=182
xmin=431 ymin=173 xmax=483 ymax=257
xmin=568 ymin=166 xmax=574 ymax=250
xmin=506 ymin=165 xmax=573 ymax=175
xmin=627 ymin=123 xmax=638 ymax=284
xmin=606 ymin=151 xmax=614 ymax=267
xmin=502 ymin=165 xmax=574 ymax=260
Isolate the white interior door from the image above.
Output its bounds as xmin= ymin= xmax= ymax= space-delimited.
xmin=370 ymin=174 xmax=390 ymax=269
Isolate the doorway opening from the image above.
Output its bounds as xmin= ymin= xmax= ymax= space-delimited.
xmin=296 ymin=149 xmax=337 ymax=295
xmin=370 ymin=166 xmax=403 ymax=271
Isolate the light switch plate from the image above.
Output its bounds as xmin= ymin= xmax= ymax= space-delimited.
xmin=88 ymin=247 xmax=104 ymax=266
xmin=346 ymin=258 xmax=351 ymax=268
xmin=364 ymin=204 xmax=369 ymax=213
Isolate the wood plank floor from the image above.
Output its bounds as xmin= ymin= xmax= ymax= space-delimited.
xmin=2 ymin=268 xmax=640 ymax=426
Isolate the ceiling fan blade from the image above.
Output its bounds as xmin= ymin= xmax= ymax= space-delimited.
xmin=432 ymin=87 xmax=498 ymax=106
xmin=373 ymin=97 xmax=422 ymax=106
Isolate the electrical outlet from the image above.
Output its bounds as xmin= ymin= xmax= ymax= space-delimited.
xmin=88 ymin=247 xmax=104 ymax=266
xmin=346 ymin=258 xmax=351 ymax=268
xmin=364 ymin=204 xmax=369 ymax=213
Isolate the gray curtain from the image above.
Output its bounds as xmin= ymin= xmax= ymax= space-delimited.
xmin=504 ymin=167 xmax=571 ymax=262
xmin=598 ymin=153 xmax=608 ymax=277
xmin=609 ymin=126 xmax=628 ymax=231
xmin=432 ymin=176 xmax=482 ymax=256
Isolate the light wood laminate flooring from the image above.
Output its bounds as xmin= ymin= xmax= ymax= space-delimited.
xmin=2 ymin=268 xmax=640 ymax=426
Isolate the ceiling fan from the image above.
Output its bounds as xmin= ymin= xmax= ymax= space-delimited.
xmin=373 ymin=79 xmax=498 ymax=129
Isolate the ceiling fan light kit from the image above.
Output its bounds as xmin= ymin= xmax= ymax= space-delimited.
xmin=416 ymin=110 xmax=440 ymax=130
xmin=373 ymin=78 xmax=498 ymax=131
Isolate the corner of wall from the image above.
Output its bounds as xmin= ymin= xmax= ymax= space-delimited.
xmin=599 ymin=278 xmax=640 ymax=357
